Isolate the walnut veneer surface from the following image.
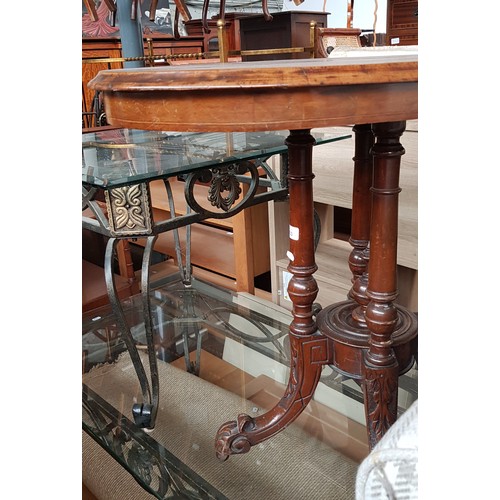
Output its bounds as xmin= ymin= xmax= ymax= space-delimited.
xmin=89 ymin=48 xmax=418 ymax=457
xmin=89 ymin=52 xmax=417 ymax=131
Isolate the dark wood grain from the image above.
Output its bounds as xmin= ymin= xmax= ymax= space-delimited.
xmin=89 ymin=55 xmax=417 ymax=132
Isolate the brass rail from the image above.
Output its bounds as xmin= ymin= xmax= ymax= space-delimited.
xmin=83 ymin=20 xmax=318 ymax=66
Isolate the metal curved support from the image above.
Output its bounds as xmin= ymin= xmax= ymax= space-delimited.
xmin=203 ymin=305 xmax=288 ymax=359
xmin=83 ymin=387 xmax=211 ymax=499
xmin=184 ymin=203 xmax=192 ymax=285
xmin=82 ymin=186 xmax=110 ymax=230
xmin=148 ymin=288 xmax=290 ymax=370
xmin=135 ymin=235 xmax=160 ymax=429
xmin=105 ymin=238 xmax=153 ymax=425
xmin=82 ymin=186 xmax=98 ymax=210
xmin=105 ymin=236 xmax=160 ymax=429
xmin=163 ymin=179 xmax=192 ymax=285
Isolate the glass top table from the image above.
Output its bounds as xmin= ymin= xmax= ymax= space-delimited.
xmin=83 ymin=126 xmax=401 ymax=498
xmin=82 ymin=127 xmax=351 ymax=241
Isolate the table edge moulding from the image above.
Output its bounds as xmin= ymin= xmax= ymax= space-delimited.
xmin=88 ymin=48 xmax=418 ymax=458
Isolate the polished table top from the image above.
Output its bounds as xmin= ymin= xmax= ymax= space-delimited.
xmin=89 ymin=47 xmax=418 ymax=132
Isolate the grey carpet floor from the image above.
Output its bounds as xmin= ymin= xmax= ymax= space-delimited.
xmin=83 ymin=351 xmax=358 ymax=499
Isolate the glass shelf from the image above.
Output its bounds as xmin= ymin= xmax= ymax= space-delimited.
xmin=82 ymin=128 xmax=352 ymax=189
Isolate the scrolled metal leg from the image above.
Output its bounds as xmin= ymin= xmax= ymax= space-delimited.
xmin=132 ymin=402 xmax=154 ymax=428
xmin=105 ymin=238 xmax=152 ymax=416
xmin=105 ymin=236 xmax=160 ymax=429
xmin=139 ymin=235 xmax=160 ymax=429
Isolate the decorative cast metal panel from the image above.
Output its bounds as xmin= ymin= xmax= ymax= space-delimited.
xmin=105 ymin=183 xmax=153 ymax=236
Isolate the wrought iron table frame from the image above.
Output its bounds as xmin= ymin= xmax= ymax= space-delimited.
xmin=82 ymin=128 xmax=349 ymax=429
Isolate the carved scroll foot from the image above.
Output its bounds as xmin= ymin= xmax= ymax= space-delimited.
xmin=215 ymin=414 xmax=254 ymax=461
xmin=214 ymin=333 xmax=329 ymax=460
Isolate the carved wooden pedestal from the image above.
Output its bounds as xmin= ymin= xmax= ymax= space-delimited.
xmin=317 ymin=122 xmax=417 ymax=448
xmin=215 ymin=123 xmax=417 ymax=458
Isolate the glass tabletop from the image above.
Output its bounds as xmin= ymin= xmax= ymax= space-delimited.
xmin=82 ymin=273 xmax=417 ymax=499
xmin=82 ymin=128 xmax=351 ymax=189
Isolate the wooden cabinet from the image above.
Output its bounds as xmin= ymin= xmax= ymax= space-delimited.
xmin=184 ymin=13 xmax=246 ymax=52
xmin=239 ymin=10 xmax=328 ymax=61
xmin=82 ymin=39 xmax=123 ymax=127
xmin=386 ymin=0 xmax=418 ymax=46
xmin=268 ymin=122 xmax=418 ymax=313
xmin=82 ymin=36 xmax=205 ymax=126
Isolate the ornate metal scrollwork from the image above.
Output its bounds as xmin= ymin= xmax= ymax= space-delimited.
xmin=83 ymin=387 xmax=225 ymax=499
xmin=105 ymin=183 xmax=153 ymax=236
xmin=104 ymin=236 xmax=159 ymax=429
xmin=184 ymin=161 xmax=260 ymax=219
xmin=207 ymin=165 xmax=242 ymax=211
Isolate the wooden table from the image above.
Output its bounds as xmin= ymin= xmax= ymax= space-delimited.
xmin=89 ymin=49 xmax=418 ymax=458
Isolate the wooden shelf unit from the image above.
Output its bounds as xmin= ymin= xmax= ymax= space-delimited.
xmin=82 ymin=36 xmax=205 ymax=125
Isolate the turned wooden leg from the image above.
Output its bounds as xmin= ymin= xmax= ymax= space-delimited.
xmin=315 ymin=124 xmax=379 ymax=379
xmin=348 ymin=124 xmax=374 ymax=324
xmin=215 ymin=129 xmax=328 ymax=460
xmin=362 ymin=121 xmax=406 ymax=448
xmin=316 ymin=122 xmax=417 ymax=450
